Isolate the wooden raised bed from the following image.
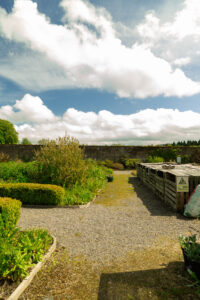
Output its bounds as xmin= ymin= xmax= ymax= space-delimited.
xmin=137 ymin=163 xmax=200 ymax=212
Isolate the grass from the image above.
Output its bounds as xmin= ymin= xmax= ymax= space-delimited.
xmin=94 ymin=173 xmax=135 ymax=206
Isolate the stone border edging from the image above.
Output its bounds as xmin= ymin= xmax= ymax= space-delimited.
xmin=7 ymin=235 xmax=57 ymax=300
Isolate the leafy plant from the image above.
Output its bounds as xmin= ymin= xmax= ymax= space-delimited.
xmin=149 ymin=148 xmax=180 ymax=162
xmin=179 ymin=234 xmax=200 ymax=263
xmin=35 ymin=136 xmax=87 ymax=188
xmin=187 ymin=269 xmax=200 ymax=296
xmin=65 ymin=159 xmax=107 ymax=205
xmin=0 ymin=161 xmax=39 ymax=183
xmin=0 ymin=229 xmax=52 ymax=281
xmin=147 ymin=156 xmax=164 ymax=163
xmin=181 ymin=154 xmax=190 ymax=164
xmin=121 ymin=158 xmax=141 ymax=169
xmin=18 ymin=229 xmax=52 ymax=263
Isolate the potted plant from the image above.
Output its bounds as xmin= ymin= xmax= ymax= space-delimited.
xmin=179 ymin=234 xmax=200 ymax=279
xmin=105 ymin=168 xmax=114 ymax=182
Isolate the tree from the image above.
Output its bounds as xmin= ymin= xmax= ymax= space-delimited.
xmin=21 ymin=138 xmax=32 ymax=145
xmin=0 ymin=119 xmax=18 ymax=144
xmin=37 ymin=138 xmax=50 ymax=145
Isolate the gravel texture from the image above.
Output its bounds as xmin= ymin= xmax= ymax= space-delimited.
xmin=18 ymin=172 xmax=200 ymax=264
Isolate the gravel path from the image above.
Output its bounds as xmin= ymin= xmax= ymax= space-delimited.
xmin=18 ymin=172 xmax=200 ymax=264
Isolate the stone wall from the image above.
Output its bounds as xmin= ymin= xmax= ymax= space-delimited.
xmin=0 ymin=144 xmax=199 ymax=162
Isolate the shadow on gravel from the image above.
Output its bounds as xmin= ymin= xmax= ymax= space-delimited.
xmin=98 ymin=261 xmax=194 ymax=300
xmin=128 ymin=176 xmax=187 ymax=219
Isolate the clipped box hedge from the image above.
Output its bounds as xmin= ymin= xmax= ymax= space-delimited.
xmin=0 ymin=197 xmax=21 ymax=229
xmin=0 ymin=183 xmax=65 ymax=206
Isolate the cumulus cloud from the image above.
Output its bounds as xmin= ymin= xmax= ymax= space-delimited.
xmin=136 ymin=0 xmax=200 ymax=69
xmin=0 ymin=94 xmax=57 ymax=123
xmin=0 ymin=0 xmax=200 ymax=98
xmin=0 ymin=94 xmax=200 ymax=145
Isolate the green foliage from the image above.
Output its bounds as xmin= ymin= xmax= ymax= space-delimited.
xmin=179 ymin=234 xmax=200 ymax=263
xmin=147 ymin=156 xmax=164 ymax=163
xmin=0 ymin=119 xmax=18 ymax=144
xmin=172 ymin=140 xmax=200 ymax=146
xmin=0 ymin=228 xmax=52 ymax=281
xmin=99 ymin=160 xmax=124 ymax=170
xmin=0 ymin=183 xmax=65 ymax=205
xmin=17 ymin=229 xmax=52 ymax=264
xmin=37 ymin=138 xmax=50 ymax=145
xmin=104 ymin=168 xmax=113 ymax=176
xmin=0 ymin=197 xmax=21 ymax=231
xmin=121 ymin=158 xmax=141 ymax=169
xmin=65 ymin=160 xmax=107 ymax=205
xmin=21 ymin=138 xmax=32 ymax=145
xmin=181 ymin=154 xmax=190 ymax=164
xmin=0 ymin=161 xmax=39 ymax=183
xmin=104 ymin=160 xmax=114 ymax=168
xmin=35 ymin=136 xmax=87 ymax=188
xmin=187 ymin=269 xmax=200 ymax=296
xmin=149 ymin=148 xmax=180 ymax=162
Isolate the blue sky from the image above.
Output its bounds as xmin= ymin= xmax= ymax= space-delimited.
xmin=0 ymin=0 xmax=200 ymax=144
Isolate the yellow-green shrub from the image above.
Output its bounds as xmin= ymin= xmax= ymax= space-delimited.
xmin=0 ymin=197 xmax=21 ymax=229
xmin=35 ymin=136 xmax=87 ymax=188
xmin=0 ymin=183 xmax=65 ymax=206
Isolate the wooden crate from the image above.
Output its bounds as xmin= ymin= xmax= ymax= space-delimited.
xmin=155 ymin=170 xmax=165 ymax=198
xmin=164 ymin=172 xmax=178 ymax=211
xmin=137 ymin=163 xmax=200 ymax=212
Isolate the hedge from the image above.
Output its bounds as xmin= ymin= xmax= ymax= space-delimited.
xmin=0 ymin=197 xmax=21 ymax=229
xmin=0 ymin=183 xmax=65 ymax=206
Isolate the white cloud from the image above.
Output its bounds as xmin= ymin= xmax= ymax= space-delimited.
xmin=174 ymin=57 xmax=191 ymax=66
xmin=0 ymin=0 xmax=200 ymax=98
xmin=136 ymin=0 xmax=200 ymax=69
xmin=1 ymin=94 xmax=200 ymax=145
xmin=0 ymin=94 xmax=57 ymax=123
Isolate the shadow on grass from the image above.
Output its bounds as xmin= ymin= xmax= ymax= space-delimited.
xmin=128 ymin=176 xmax=188 ymax=219
xmin=98 ymin=261 xmax=197 ymax=300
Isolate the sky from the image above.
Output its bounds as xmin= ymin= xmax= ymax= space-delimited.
xmin=0 ymin=0 xmax=200 ymax=144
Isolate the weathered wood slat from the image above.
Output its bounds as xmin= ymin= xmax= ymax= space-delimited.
xmin=165 ymin=187 xmax=176 ymax=199
xmin=165 ymin=178 xmax=176 ymax=187
xmin=165 ymin=196 xmax=177 ymax=210
xmin=165 ymin=184 xmax=176 ymax=194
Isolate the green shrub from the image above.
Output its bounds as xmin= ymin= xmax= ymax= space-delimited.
xmin=147 ymin=156 xmax=164 ymax=163
xmin=111 ymin=162 xmax=124 ymax=170
xmin=35 ymin=136 xmax=87 ymax=188
xmin=104 ymin=160 xmax=114 ymax=168
xmin=181 ymin=154 xmax=190 ymax=163
xmin=121 ymin=158 xmax=141 ymax=169
xmin=104 ymin=168 xmax=113 ymax=176
xmin=0 ymin=183 xmax=65 ymax=206
xmin=65 ymin=160 xmax=107 ymax=205
xmin=149 ymin=148 xmax=180 ymax=162
xmin=0 ymin=161 xmax=39 ymax=183
xmin=0 ymin=197 xmax=21 ymax=230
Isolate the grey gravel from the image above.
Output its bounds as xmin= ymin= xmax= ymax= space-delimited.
xmin=18 ymin=174 xmax=200 ymax=264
